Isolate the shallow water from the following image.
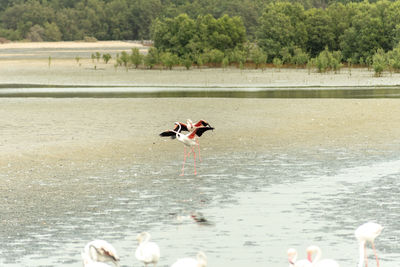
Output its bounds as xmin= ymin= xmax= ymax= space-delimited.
xmin=1 ymin=146 xmax=399 ymax=267
xmin=1 ymin=85 xmax=400 ymax=98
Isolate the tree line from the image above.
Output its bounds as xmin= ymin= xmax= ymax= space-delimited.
xmin=3 ymin=0 xmax=400 ymax=74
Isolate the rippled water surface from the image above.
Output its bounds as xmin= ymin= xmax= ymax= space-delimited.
xmin=1 ymin=147 xmax=400 ymax=267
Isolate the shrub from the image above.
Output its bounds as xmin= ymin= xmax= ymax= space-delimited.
xmin=292 ymin=47 xmax=309 ymax=66
xmin=102 ymin=53 xmax=111 ymax=64
xmin=250 ymin=46 xmax=267 ymax=69
xmin=160 ymin=52 xmax=179 ymax=70
xmin=372 ymin=49 xmax=387 ymax=77
xmin=181 ymin=55 xmax=193 ymax=70
xmin=84 ymin=36 xmax=97 ymax=42
xmin=228 ymin=47 xmax=247 ymax=66
xmin=144 ymin=47 xmax=159 ymax=69
xmin=207 ymin=49 xmax=225 ymax=66
xmin=26 ymin=24 xmax=44 ymax=42
xmin=120 ymin=51 xmax=130 ymax=68
xmin=273 ymin=57 xmax=282 ymax=70
xmin=130 ymin=48 xmax=143 ymax=68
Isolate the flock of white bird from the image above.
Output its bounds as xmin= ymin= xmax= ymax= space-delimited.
xmin=81 ymin=222 xmax=382 ymax=267
xmin=288 ymin=222 xmax=383 ymax=267
xmin=81 ymin=231 xmax=206 ymax=267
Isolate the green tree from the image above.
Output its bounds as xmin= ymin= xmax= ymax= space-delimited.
xmin=305 ymin=8 xmax=335 ymax=57
xmin=119 ymin=51 xmax=130 ymax=68
xmin=206 ymin=49 xmax=225 ymax=66
xmin=228 ymin=47 xmax=247 ymax=65
xmin=250 ymin=46 xmax=267 ymax=69
xmin=372 ymin=48 xmax=387 ymax=76
xmin=256 ymin=2 xmax=307 ymax=61
xmin=130 ymin=47 xmax=143 ymax=68
xmin=160 ymin=52 xmax=179 ymax=70
xmin=181 ymin=55 xmax=193 ymax=70
xmin=102 ymin=53 xmax=111 ymax=64
xmin=291 ymin=47 xmax=309 ymax=66
xmin=152 ymin=14 xmax=197 ymax=56
xmin=273 ymin=57 xmax=283 ymax=71
xmin=144 ymin=47 xmax=159 ymax=69
xmin=26 ymin=24 xmax=45 ymax=41
xmin=43 ymin=22 xmax=62 ymax=41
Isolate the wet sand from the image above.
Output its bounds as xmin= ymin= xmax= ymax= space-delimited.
xmin=2 ymin=97 xmax=400 ymax=172
xmin=1 ymin=97 xmax=400 ymax=234
xmin=1 ymin=42 xmax=400 ymax=241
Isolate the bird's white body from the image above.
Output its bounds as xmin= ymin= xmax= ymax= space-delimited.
xmin=82 ymin=252 xmax=112 ymax=267
xmin=135 ymin=232 xmax=160 ymax=267
xmin=288 ymin=248 xmax=312 ymax=267
xmin=171 ymin=251 xmax=207 ymax=267
xmin=355 ymin=222 xmax=383 ymax=243
xmin=355 ymin=222 xmax=383 ymax=267
xmin=83 ymin=240 xmax=120 ymax=267
xmin=176 ymin=131 xmax=197 ymax=147
xmin=173 ymin=122 xmax=198 ymax=175
xmin=306 ymin=246 xmax=339 ymax=267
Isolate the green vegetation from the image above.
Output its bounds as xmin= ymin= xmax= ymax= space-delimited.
xmin=3 ymin=0 xmax=400 ymax=75
xmin=102 ymin=53 xmax=111 ymax=64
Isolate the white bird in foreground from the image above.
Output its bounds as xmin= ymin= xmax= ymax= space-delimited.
xmin=135 ymin=232 xmax=160 ymax=267
xmin=171 ymin=251 xmax=207 ymax=267
xmin=83 ymin=240 xmax=120 ymax=267
xmin=355 ymin=222 xmax=383 ymax=267
xmin=287 ymin=248 xmax=312 ymax=267
xmin=306 ymin=245 xmax=339 ymax=267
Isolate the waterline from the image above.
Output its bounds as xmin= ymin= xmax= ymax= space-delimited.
xmin=1 ymin=85 xmax=400 ymax=98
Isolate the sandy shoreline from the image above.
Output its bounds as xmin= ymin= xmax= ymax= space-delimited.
xmin=1 ymin=41 xmax=400 ymax=87
xmin=2 ymin=59 xmax=400 ymax=88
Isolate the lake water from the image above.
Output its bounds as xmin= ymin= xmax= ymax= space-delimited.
xmin=1 ymin=85 xmax=400 ymax=98
xmin=1 ymin=144 xmax=399 ymax=267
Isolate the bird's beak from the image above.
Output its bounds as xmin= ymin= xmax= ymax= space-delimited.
xmin=307 ymin=252 xmax=312 ymax=262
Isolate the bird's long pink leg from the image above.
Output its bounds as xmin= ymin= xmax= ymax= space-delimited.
xmin=192 ymin=147 xmax=197 ymax=175
xmin=196 ymin=139 xmax=202 ymax=162
xmin=372 ymin=242 xmax=379 ymax=267
xmin=364 ymin=243 xmax=368 ymax=267
xmin=180 ymin=146 xmax=187 ymax=176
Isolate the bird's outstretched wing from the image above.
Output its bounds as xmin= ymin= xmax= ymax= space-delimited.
xmin=159 ymin=130 xmax=176 ymax=139
xmin=174 ymin=122 xmax=189 ymax=132
xmin=189 ymin=126 xmax=214 ymax=138
xmin=196 ymin=126 xmax=214 ymax=137
xmin=194 ymin=120 xmax=211 ymax=128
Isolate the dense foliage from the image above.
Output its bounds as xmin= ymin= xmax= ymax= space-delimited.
xmin=3 ymin=0 xmax=400 ymax=69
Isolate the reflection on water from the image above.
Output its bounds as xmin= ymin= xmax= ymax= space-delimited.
xmin=1 ymin=85 xmax=400 ymax=98
xmin=1 ymin=147 xmax=400 ymax=266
